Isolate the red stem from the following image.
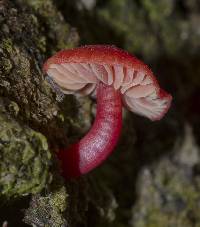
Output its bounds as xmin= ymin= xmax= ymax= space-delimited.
xmin=57 ymin=82 xmax=122 ymax=178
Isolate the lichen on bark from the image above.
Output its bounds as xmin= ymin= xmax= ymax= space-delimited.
xmin=0 ymin=0 xmax=78 ymax=126
xmin=1 ymin=0 xmax=200 ymax=226
xmin=97 ymin=0 xmax=200 ymax=60
xmin=0 ymin=98 xmax=52 ymax=197
xmin=23 ymin=185 xmax=68 ymax=227
xmin=0 ymin=0 xmax=79 ymax=225
xmin=131 ymin=125 xmax=200 ymax=227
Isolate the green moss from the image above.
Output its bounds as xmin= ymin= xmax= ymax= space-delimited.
xmin=96 ymin=0 xmax=200 ymax=60
xmin=0 ymin=0 xmax=79 ymax=225
xmin=7 ymin=101 xmax=20 ymax=116
xmin=16 ymin=0 xmax=79 ymax=52
xmin=2 ymin=38 xmax=13 ymax=54
xmin=24 ymin=185 xmax=68 ymax=227
xmin=131 ymin=126 xmax=200 ymax=227
xmin=36 ymin=36 xmax=47 ymax=53
xmin=0 ymin=98 xmax=52 ymax=197
xmin=0 ymin=0 xmax=80 ymax=125
xmin=50 ymin=186 xmax=67 ymax=212
xmin=141 ymin=0 xmax=173 ymax=22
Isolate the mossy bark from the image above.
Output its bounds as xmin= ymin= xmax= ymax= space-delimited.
xmin=0 ymin=98 xmax=51 ymax=198
xmin=1 ymin=0 xmax=200 ymax=227
xmin=0 ymin=1 xmax=119 ymax=226
xmin=0 ymin=0 xmax=78 ymax=225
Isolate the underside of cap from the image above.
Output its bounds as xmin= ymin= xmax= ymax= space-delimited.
xmin=44 ymin=45 xmax=172 ymax=121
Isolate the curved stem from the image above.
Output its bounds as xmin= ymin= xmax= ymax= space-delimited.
xmin=57 ymin=82 xmax=122 ymax=178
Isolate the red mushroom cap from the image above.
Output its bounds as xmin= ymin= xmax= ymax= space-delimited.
xmin=43 ymin=45 xmax=172 ymax=120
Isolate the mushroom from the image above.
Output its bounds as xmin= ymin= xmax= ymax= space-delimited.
xmin=43 ymin=45 xmax=172 ymax=178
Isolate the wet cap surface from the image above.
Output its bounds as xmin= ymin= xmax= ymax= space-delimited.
xmin=44 ymin=45 xmax=172 ymax=120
